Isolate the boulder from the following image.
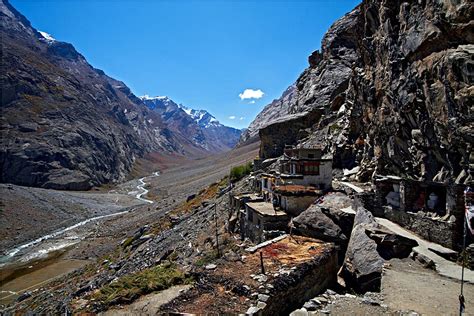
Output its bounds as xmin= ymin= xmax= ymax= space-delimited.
xmin=338 ymin=207 xmax=417 ymax=293
xmin=293 ymin=205 xmax=348 ymax=243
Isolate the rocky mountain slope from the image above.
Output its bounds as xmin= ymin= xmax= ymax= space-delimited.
xmin=0 ymin=0 xmax=236 ymax=190
xmin=238 ymin=85 xmax=297 ymax=145
xmin=256 ymin=0 xmax=473 ymax=184
xmin=141 ymin=96 xmax=242 ymax=152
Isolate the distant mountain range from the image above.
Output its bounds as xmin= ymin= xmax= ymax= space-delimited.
xmin=0 ymin=0 xmax=241 ymax=190
xmin=140 ymin=96 xmax=242 ymax=153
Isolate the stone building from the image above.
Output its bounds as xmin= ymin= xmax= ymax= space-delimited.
xmin=261 ymin=173 xmax=278 ymax=202
xmin=273 ymin=185 xmax=322 ymax=217
xmin=242 ymin=201 xmax=289 ymax=243
xmin=373 ymin=175 xmax=466 ymax=249
xmin=235 ymin=144 xmax=333 ymax=243
xmin=279 ymin=145 xmax=333 ymax=190
xmin=229 ymin=193 xmax=264 ymax=238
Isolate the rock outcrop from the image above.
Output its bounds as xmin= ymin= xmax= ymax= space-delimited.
xmin=293 ymin=204 xmax=349 ymax=244
xmin=255 ymin=0 xmax=473 ymax=184
xmin=238 ymin=85 xmax=297 ymax=146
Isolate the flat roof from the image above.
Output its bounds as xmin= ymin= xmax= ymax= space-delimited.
xmin=246 ymin=201 xmax=287 ymax=217
xmin=234 ymin=193 xmax=262 ymax=201
xmin=274 ymin=185 xmax=322 ymax=196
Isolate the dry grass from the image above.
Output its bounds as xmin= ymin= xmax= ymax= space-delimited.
xmin=85 ymin=262 xmax=191 ymax=310
xmin=169 ymin=177 xmax=228 ymax=217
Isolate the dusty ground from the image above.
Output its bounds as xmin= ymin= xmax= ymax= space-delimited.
xmin=304 ymin=258 xmax=474 ymax=315
xmin=382 ymin=258 xmax=474 ymax=315
xmin=0 ymin=142 xmax=259 ymax=306
xmin=101 ymin=284 xmax=192 ymax=315
xmin=0 ymin=184 xmax=142 ymax=252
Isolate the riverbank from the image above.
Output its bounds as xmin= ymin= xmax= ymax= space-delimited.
xmin=0 ymin=142 xmax=259 ymax=310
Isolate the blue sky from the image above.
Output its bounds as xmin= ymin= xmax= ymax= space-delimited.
xmin=12 ymin=0 xmax=359 ymax=129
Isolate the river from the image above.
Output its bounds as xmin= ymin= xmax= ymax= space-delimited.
xmin=0 ymin=172 xmax=160 ymax=304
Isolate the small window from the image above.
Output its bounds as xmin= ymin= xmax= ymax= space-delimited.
xmin=308 ymin=154 xmax=314 ymax=159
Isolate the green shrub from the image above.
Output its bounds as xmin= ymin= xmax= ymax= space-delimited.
xmin=91 ymin=262 xmax=192 ymax=308
xmin=230 ymin=162 xmax=252 ymax=182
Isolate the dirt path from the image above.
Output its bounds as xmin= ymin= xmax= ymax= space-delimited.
xmin=383 ymin=258 xmax=474 ymax=315
xmin=377 ymin=217 xmax=474 ymax=284
xmin=101 ymin=285 xmax=192 ymax=315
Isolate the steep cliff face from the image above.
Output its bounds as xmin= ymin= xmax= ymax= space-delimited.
xmin=258 ymin=0 xmax=473 ymax=184
xmin=239 ymin=84 xmax=297 ymax=145
xmin=0 ymin=0 xmax=181 ymax=190
xmin=141 ymin=96 xmax=242 ymax=152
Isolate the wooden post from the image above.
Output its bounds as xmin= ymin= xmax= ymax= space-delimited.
xmin=215 ymin=203 xmax=220 ymax=257
xmin=260 ymin=251 xmax=265 ymax=275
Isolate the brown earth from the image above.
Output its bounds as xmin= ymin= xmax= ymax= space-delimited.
xmin=0 ymin=142 xmax=258 ymax=306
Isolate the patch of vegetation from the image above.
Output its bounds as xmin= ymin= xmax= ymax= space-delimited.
xmin=329 ymin=123 xmax=342 ymax=134
xmin=121 ymin=236 xmax=134 ymax=249
xmin=195 ymin=250 xmax=220 ymax=267
xmin=90 ymin=262 xmax=192 ymax=308
xmin=168 ymin=176 xmax=229 ymax=217
xmin=230 ymin=162 xmax=253 ymax=182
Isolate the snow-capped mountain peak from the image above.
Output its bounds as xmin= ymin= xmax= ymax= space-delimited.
xmin=38 ymin=31 xmax=55 ymax=42
xmin=178 ymin=105 xmax=221 ymax=129
xmin=139 ymin=95 xmax=170 ymax=101
xmin=140 ymin=94 xmax=242 ymax=152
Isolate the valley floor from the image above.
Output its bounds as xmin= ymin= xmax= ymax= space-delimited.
xmin=0 ymin=142 xmax=259 ymax=305
xmin=2 ymin=140 xmax=473 ymax=315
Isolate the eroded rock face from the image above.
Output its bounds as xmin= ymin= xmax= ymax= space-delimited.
xmin=257 ymin=0 xmax=473 ymax=183
xmin=0 ymin=0 xmax=183 ymax=189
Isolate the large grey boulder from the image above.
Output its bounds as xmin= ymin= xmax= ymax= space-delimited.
xmin=338 ymin=207 xmax=417 ymax=293
xmin=338 ymin=207 xmax=384 ymax=293
xmin=293 ymin=205 xmax=348 ymax=243
xmin=293 ymin=193 xmax=355 ymax=244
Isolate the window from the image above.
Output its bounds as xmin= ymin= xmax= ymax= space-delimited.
xmin=303 ymin=163 xmax=320 ymax=175
xmin=308 ymin=154 xmax=314 ymax=159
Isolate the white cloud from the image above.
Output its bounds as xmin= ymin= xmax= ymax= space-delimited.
xmin=228 ymin=116 xmax=236 ymax=120
xmin=240 ymin=117 xmax=245 ymax=120
xmin=239 ymin=88 xmax=264 ymax=100
xmin=249 ymin=100 xmax=256 ymax=104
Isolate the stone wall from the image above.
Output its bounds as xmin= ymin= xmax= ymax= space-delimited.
xmin=384 ymin=207 xmax=459 ymax=250
xmin=261 ymin=245 xmax=338 ymax=316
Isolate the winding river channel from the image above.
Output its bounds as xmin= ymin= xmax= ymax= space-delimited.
xmin=0 ymin=172 xmax=160 ymax=304
xmin=0 ymin=171 xmax=160 ymax=266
